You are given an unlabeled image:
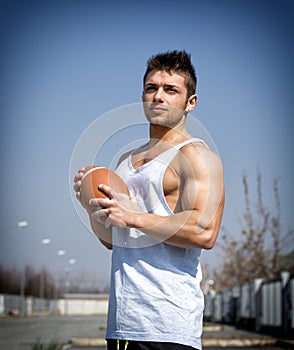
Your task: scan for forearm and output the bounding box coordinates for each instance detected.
[132,210,217,249]
[90,177,224,249]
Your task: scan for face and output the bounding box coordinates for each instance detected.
[142,70,197,128]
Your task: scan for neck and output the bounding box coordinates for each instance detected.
[149,123,190,144]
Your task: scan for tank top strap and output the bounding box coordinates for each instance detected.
[174,137,209,150]
[154,137,208,165]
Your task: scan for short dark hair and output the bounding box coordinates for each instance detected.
[143,50,197,99]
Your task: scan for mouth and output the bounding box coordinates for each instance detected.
[149,104,168,113]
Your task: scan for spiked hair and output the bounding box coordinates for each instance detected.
[143,50,197,99]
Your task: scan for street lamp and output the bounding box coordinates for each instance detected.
[17,221,29,228]
[18,220,29,315]
[39,238,52,299]
[42,238,51,245]
[63,258,77,295]
[57,250,66,257]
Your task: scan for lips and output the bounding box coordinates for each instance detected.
[149,104,168,112]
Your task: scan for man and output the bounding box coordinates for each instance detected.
[74,50,225,350]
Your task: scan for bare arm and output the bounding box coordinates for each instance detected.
[92,144,225,249]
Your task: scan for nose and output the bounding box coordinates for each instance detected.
[154,87,164,102]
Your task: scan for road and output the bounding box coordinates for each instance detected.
[0,315,107,350]
[0,316,292,350]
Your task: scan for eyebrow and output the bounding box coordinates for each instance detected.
[144,83,181,89]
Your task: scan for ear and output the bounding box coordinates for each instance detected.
[185,94,198,113]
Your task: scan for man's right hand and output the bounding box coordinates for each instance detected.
[73,168,92,211]
[73,167,113,249]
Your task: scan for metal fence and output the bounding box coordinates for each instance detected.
[204,271,293,337]
[0,293,59,316]
[2,272,293,337]
[0,293,109,316]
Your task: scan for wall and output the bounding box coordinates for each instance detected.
[204,272,293,337]
[0,293,109,316]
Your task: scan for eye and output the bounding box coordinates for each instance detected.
[144,86,157,93]
[166,87,178,93]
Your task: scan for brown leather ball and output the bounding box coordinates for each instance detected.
[80,166,129,202]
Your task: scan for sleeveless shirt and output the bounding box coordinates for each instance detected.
[106,138,207,349]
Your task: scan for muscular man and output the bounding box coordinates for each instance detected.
[74,50,224,350]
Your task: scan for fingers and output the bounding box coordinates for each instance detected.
[92,209,114,229]
[98,184,114,199]
[89,197,112,208]
[89,197,115,228]
[74,168,85,182]
[73,168,87,208]
[91,206,110,226]
[89,193,139,229]
[74,182,81,194]
[73,169,85,191]
[130,195,138,203]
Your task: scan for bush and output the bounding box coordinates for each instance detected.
[30,337,64,350]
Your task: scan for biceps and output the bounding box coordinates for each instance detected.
[181,180,207,219]
[181,172,223,229]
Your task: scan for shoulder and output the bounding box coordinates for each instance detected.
[180,141,222,163]
[116,151,132,167]
[177,142,223,179]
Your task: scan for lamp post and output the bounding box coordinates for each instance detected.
[39,238,51,299]
[55,249,66,294]
[63,259,76,316]
[62,258,77,294]
[18,220,29,315]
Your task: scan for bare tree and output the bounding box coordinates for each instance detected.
[0,264,57,298]
[0,265,20,294]
[213,172,293,290]
[270,179,282,275]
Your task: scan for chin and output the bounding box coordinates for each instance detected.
[145,115,166,126]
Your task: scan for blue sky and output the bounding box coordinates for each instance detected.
[1,0,293,287]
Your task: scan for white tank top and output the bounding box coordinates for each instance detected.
[106,138,207,349]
